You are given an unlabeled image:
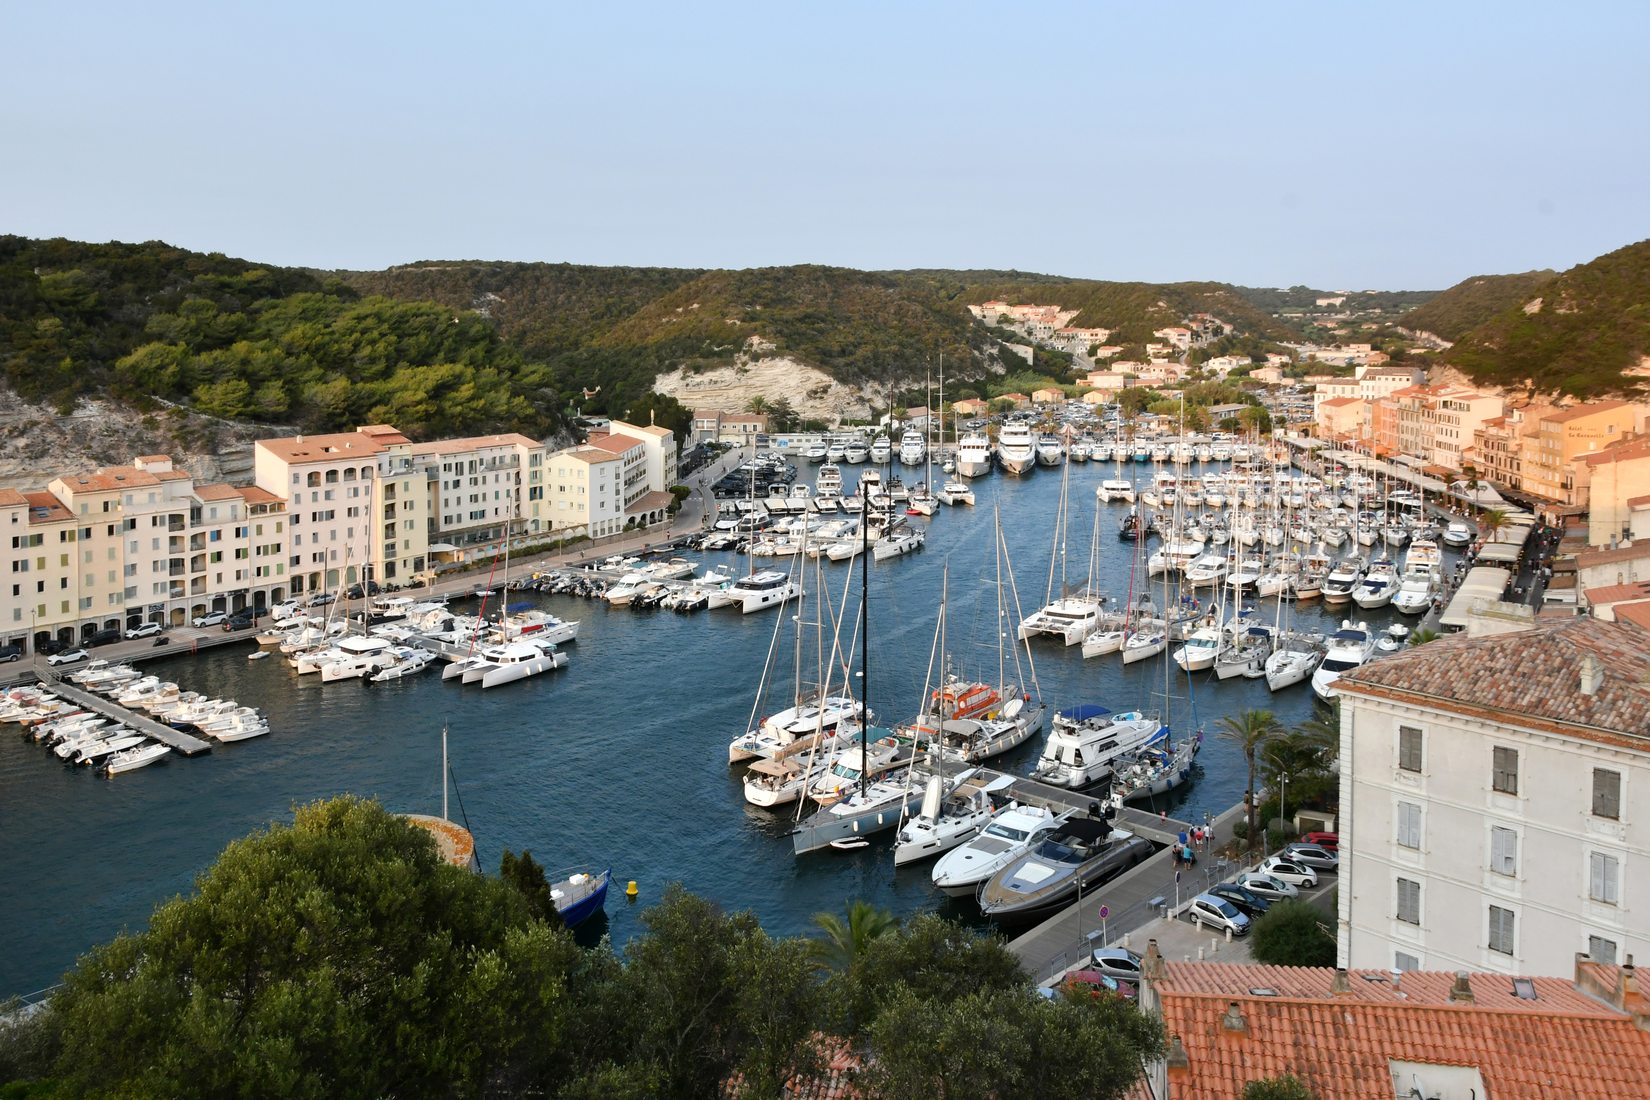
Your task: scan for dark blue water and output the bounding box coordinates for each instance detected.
[1,462,1430,995]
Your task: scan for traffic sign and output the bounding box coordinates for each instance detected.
[1098,904,1110,919]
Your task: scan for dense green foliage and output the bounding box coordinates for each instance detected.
[1442,241,1650,396]
[1243,1074,1319,1100]
[1397,269,1555,341]
[1233,285,1435,315]
[1249,899,1337,967]
[0,236,557,436]
[1,798,1162,1099]
[968,278,1300,345]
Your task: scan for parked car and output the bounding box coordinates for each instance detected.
[47,648,90,667]
[0,644,21,663]
[1209,881,1272,918]
[1259,855,1320,889]
[1058,969,1138,1001]
[125,622,164,639]
[86,629,122,648]
[1284,842,1340,871]
[1236,873,1298,900]
[191,611,229,628]
[1186,893,1251,937]
[221,618,256,632]
[306,593,336,607]
[1300,831,1339,851]
[1086,947,1144,984]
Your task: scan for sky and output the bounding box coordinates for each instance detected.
[4,2,1646,289]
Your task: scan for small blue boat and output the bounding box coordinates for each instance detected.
[552,867,610,927]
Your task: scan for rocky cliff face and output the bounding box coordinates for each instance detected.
[0,386,287,491]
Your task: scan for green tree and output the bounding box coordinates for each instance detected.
[44,796,579,1098]
[810,899,899,974]
[839,912,1025,1036]
[1250,899,1336,967]
[1479,507,1509,539]
[1408,627,1441,646]
[1244,1074,1318,1100]
[499,847,564,927]
[1219,709,1283,850]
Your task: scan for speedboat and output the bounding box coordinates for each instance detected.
[978,817,1153,924]
[1173,623,1224,672]
[1442,521,1474,549]
[930,804,1063,897]
[550,868,609,927]
[1376,622,1410,653]
[103,742,171,776]
[1311,621,1376,701]
[1321,557,1365,605]
[1031,706,1166,789]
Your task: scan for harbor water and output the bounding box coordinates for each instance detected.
[1,459,1431,995]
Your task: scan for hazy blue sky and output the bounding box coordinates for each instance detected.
[5,2,1645,288]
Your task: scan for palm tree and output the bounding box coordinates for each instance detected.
[1407,627,1441,647]
[1218,708,1282,851]
[1479,507,1510,541]
[809,900,898,974]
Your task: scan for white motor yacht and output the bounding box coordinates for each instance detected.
[1172,623,1224,672]
[1031,705,1167,789]
[936,480,975,506]
[1034,433,1065,467]
[1351,558,1399,610]
[1321,557,1365,605]
[104,742,171,776]
[995,423,1037,476]
[869,436,893,465]
[930,803,1063,897]
[1311,621,1377,701]
[320,635,398,682]
[1183,552,1229,588]
[1441,521,1474,549]
[898,428,926,466]
[1097,479,1136,504]
[955,433,993,478]
[478,640,567,688]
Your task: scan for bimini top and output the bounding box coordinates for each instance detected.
[1057,704,1112,723]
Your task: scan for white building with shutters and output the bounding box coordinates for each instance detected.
[1334,617,1650,978]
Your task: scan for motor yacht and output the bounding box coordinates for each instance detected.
[1351,558,1399,610]
[892,770,1004,866]
[1320,556,1365,605]
[725,570,802,614]
[955,433,993,478]
[1035,433,1065,467]
[1311,621,1377,701]
[1173,622,1224,672]
[1031,705,1166,789]
[930,804,1062,897]
[1441,521,1474,549]
[995,423,1037,475]
[898,428,926,466]
[978,817,1153,924]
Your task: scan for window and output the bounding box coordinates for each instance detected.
[1488,905,1515,954]
[1490,827,1517,876]
[1394,951,1420,972]
[1589,853,1620,905]
[1492,747,1519,795]
[1593,769,1622,820]
[1397,802,1422,849]
[1396,879,1420,925]
[1589,935,1618,965]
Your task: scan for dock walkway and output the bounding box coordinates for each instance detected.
[1006,801,1247,984]
[980,769,1196,847]
[40,676,213,756]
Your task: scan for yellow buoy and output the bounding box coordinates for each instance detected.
[626,880,639,898]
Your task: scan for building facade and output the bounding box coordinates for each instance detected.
[1336,618,1650,978]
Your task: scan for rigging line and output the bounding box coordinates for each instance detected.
[447,757,480,868]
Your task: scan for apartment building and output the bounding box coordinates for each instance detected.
[1314,396,1366,441]
[1336,618,1649,978]
[255,429,404,596]
[1430,387,1504,472]
[598,419,679,495]
[1520,401,1640,505]
[545,445,624,538]
[408,432,545,555]
[1578,436,1650,547]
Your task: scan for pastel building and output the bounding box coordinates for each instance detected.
[255,428,404,596]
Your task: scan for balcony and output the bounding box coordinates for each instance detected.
[167,517,186,532]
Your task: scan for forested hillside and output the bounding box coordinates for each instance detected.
[1443,241,1650,397]
[1397,269,1554,341]
[962,278,1301,346]
[0,237,557,439]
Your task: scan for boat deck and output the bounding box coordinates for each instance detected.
[40,676,213,756]
[976,769,1191,846]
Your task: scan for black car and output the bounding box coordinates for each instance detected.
[221,619,256,632]
[1209,881,1272,919]
[86,628,122,648]
[0,644,21,663]
[36,638,66,656]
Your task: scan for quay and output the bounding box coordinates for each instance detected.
[32,674,213,757]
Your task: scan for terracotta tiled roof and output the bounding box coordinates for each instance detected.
[236,486,284,505]
[22,491,71,523]
[1156,961,1650,1099]
[0,488,28,507]
[1581,581,1650,606]
[192,483,243,502]
[1318,397,1359,408]
[625,490,676,516]
[56,468,160,493]
[585,433,642,456]
[409,433,539,455]
[1337,617,1650,741]
[1627,494,1650,508]
[556,446,620,466]
[1575,543,1650,570]
[1544,399,1631,424]
[1613,601,1650,632]
[257,431,390,463]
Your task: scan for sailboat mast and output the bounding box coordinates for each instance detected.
[858,482,870,801]
[441,723,449,821]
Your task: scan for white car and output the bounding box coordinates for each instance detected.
[47,648,90,666]
[192,611,229,628]
[1237,872,1298,900]
[1259,855,1320,889]
[124,623,163,639]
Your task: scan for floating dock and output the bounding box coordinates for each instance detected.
[41,677,213,756]
[975,768,1193,846]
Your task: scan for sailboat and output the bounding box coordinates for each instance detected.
[1018,457,1105,645]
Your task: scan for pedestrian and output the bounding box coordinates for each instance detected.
[1178,829,1189,850]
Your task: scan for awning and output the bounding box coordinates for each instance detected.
[428,542,458,552]
[1477,543,1522,564]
